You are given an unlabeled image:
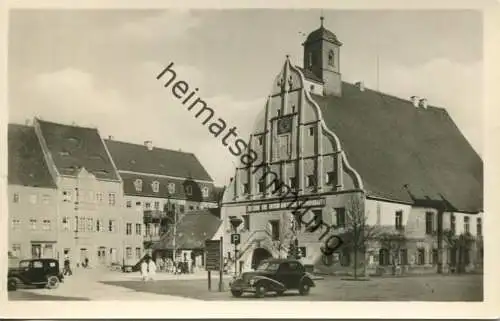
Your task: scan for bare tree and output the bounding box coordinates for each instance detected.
[343,194,379,279]
[378,230,407,275]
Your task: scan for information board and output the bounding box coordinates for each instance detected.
[205,239,221,271]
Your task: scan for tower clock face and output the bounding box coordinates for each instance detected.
[277,116,293,134]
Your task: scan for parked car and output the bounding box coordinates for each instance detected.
[8,258,64,291]
[229,258,315,298]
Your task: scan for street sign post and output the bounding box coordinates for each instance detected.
[230,233,240,245]
[205,237,223,292]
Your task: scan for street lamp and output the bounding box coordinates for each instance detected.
[229,216,243,276]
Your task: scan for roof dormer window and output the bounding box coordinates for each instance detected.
[168,183,175,194]
[152,181,160,193]
[134,179,143,192]
[202,187,209,198]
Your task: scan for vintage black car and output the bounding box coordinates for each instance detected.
[8,258,64,291]
[229,259,315,298]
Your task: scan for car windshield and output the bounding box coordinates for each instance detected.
[19,260,30,268]
[256,262,280,272]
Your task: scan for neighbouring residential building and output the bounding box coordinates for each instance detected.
[8,118,144,267]
[104,139,220,250]
[153,208,222,268]
[220,18,483,275]
[8,124,58,260]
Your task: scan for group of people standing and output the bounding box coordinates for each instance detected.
[140,256,157,281]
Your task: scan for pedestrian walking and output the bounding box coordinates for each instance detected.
[63,255,72,276]
[148,258,157,281]
[140,259,148,281]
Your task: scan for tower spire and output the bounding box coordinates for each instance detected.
[320,11,324,28]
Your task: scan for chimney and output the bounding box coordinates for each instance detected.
[419,98,428,109]
[410,96,419,107]
[355,81,365,92]
[144,140,153,151]
[108,135,114,140]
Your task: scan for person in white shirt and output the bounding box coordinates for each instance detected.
[140,259,148,282]
[148,258,157,281]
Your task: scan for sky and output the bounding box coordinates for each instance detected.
[8,9,483,187]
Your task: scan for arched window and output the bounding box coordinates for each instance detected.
[328,50,335,66]
[379,248,389,266]
[308,52,313,68]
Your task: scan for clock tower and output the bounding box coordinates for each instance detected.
[302,16,343,96]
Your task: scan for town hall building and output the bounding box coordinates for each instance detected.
[220,18,483,275]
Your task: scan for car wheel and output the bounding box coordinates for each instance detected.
[8,277,19,291]
[47,276,60,289]
[231,290,243,298]
[299,281,311,296]
[276,290,285,296]
[254,284,267,298]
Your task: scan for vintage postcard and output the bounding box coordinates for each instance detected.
[1,0,499,319]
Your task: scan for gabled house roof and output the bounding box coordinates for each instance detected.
[8,124,56,188]
[104,139,213,182]
[153,208,222,250]
[36,119,120,181]
[310,82,483,213]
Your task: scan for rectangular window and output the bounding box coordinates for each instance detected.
[126,223,132,235]
[258,136,263,145]
[42,219,51,231]
[135,201,141,207]
[258,180,265,194]
[243,183,249,194]
[12,219,21,230]
[425,212,434,235]
[431,249,439,265]
[395,211,403,230]
[326,172,335,185]
[464,216,470,233]
[289,177,297,190]
[477,217,482,236]
[269,220,280,241]
[78,217,85,232]
[450,214,456,234]
[135,223,142,235]
[29,218,37,230]
[417,248,425,265]
[145,202,151,209]
[242,215,250,230]
[186,186,193,196]
[135,247,141,259]
[145,223,151,236]
[13,193,20,203]
[126,247,132,259]
[335,207,346,228]
[87,218,94,232]
[278,135,290,159]
[96,219,102,232]
[108,193,116,206]
[62,217,70,231]
[308,127,315,136]
[126,200,132,208]
[154,201,160,210]
[96,192,103,202]
[400,249,408,265]
[109,220,116,233]
[62,190,72,202]
[306,175,316,187]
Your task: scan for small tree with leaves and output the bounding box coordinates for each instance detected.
[343,194,379,279]
[443,229,475,273]
[378,230,407,275]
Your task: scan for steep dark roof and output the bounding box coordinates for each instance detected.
[105,140,213,182]
[296,67,323,84]
[8,124,56,188]
[304,26,342,46]
[153,209,222,250]
[311,82,483,213]
[36,119,119,181]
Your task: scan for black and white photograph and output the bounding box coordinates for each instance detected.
[1,1,499,319]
